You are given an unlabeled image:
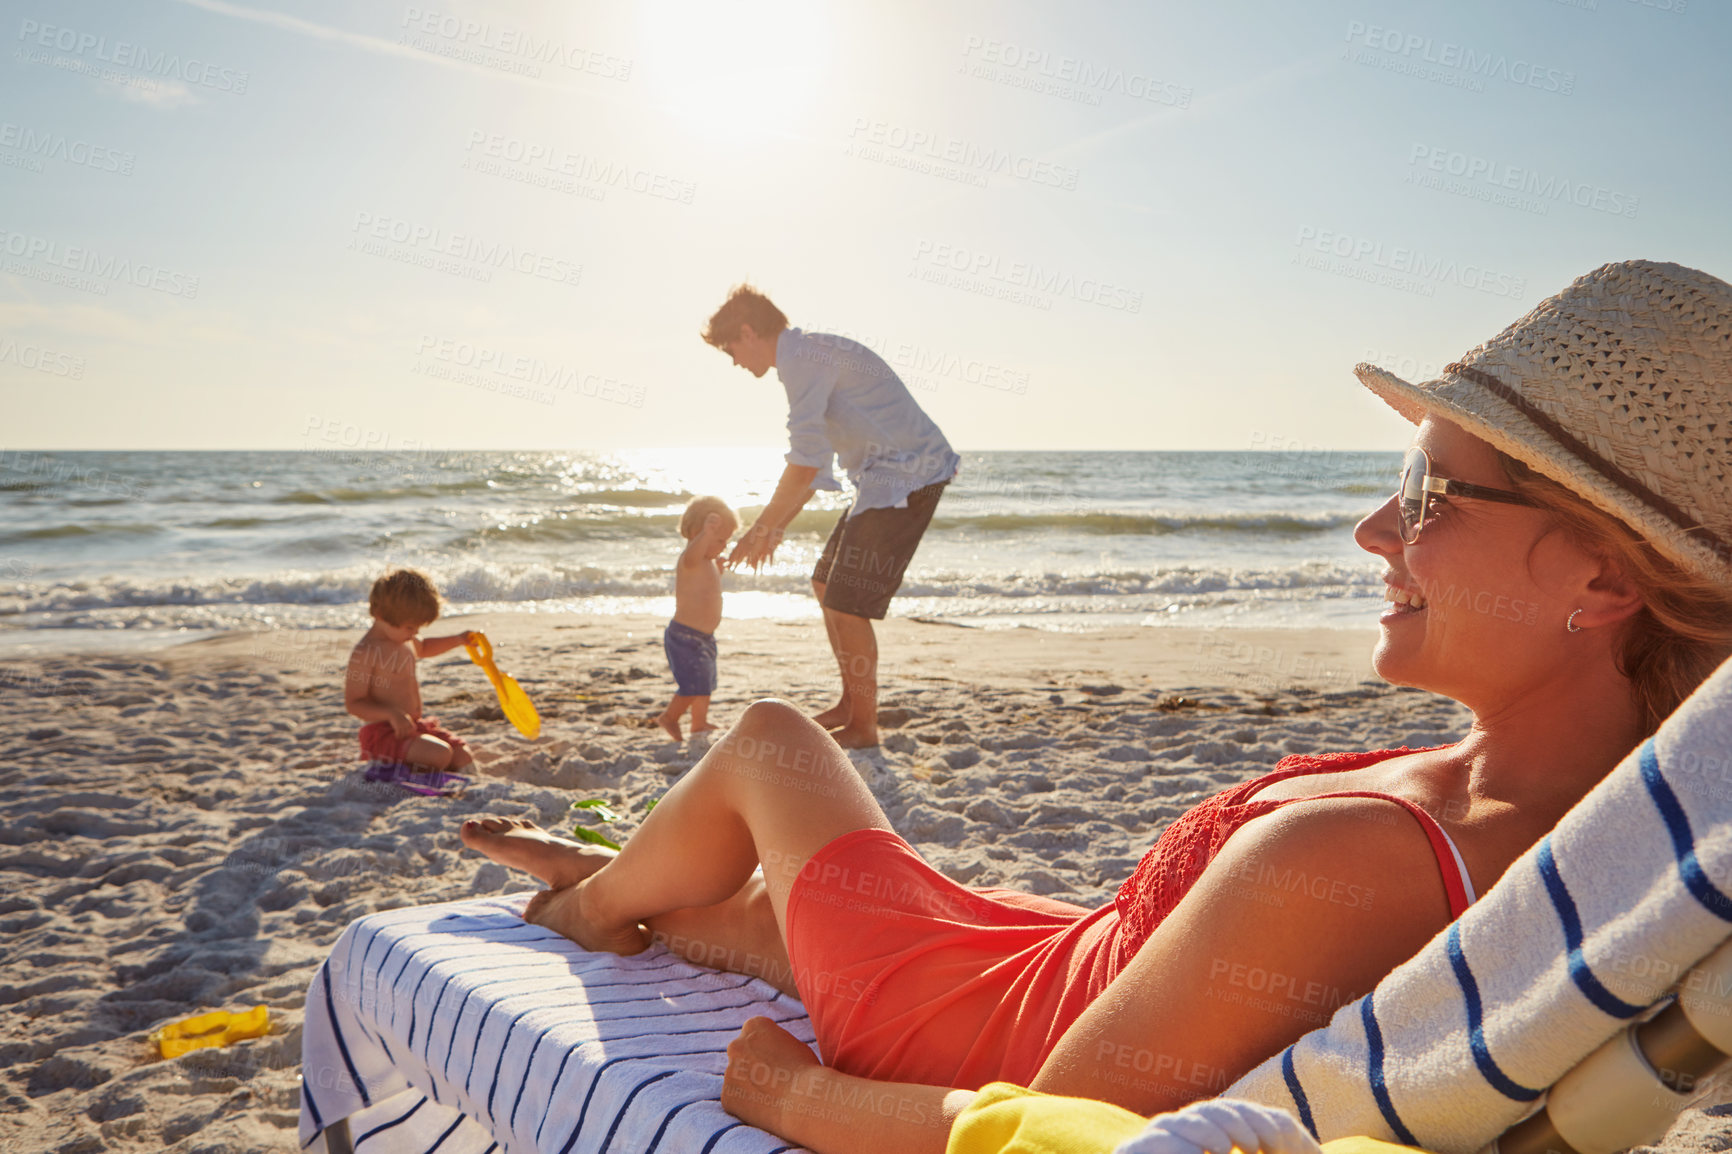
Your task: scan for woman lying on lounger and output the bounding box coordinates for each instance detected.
[460,260,1732,1154]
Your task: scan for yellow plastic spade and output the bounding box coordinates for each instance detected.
[465,631,541,739]
[151,1005,270,1058]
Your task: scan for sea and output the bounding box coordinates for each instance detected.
[0,448,1401,654]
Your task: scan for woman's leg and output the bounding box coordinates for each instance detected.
[462,814,801,995]
[650,879,796,995]
[461,815,614,889]
[524,698,894,955]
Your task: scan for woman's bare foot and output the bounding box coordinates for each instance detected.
[692,723,718,736]
[827,725,879,749]
[459,816,615,889]
[811,699,851,729]
[657,711,683,741]
[523,881,651,955]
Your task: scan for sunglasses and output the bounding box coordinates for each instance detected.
[1397,447,1535,544]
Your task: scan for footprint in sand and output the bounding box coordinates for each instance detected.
[0,971,95,1006]
[26,1054,115,1097]
[0,847,83,876]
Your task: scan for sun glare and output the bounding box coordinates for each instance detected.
[615,446,789,511]
[637,0,831,140]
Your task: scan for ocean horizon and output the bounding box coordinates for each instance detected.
[0,448,1400,653]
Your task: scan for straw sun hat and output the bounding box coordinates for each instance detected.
[1356,259,1732,591]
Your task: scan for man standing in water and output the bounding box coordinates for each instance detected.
[703,285,959,748]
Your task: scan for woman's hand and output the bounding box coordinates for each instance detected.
[723,1017,968,1154]
[721,1017,823,1136]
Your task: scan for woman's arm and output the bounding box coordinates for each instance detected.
[722,1017,974,1154]
[1030,797,1453,1114]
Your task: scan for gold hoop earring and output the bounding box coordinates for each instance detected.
[1566,609,1584,633]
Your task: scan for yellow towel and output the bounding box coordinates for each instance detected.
[947,1083,1146,1154]
[946,1084,1429,1154]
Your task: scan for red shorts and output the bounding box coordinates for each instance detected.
[357,716,469,762]
[783,828,1118,1091]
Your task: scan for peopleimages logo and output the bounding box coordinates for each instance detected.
[0,229,200,297]
[16,19,249,93]
[348,212,582,288]
[1343,21,1575,95]
[463,131,696,205]
[412,336,646,408]
[910,239,1142,313]
[958,35,1192,109]
[1406,145,1639,219]
[0,338,84,378]
[846,117,1080,191]
[1293,227,1525,300]
[0,122,134,175]
[400,8,631,80]
[800,327,1031,396]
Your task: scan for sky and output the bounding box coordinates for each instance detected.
[1,0,1727,452]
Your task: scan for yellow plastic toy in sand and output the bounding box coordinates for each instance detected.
[151,1005,271,1058]
[465,631,542,739]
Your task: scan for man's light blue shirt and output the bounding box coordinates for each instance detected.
[776,328,960,515]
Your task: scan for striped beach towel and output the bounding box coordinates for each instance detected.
[297,897,815,1153]
[1228,655,1732,1152]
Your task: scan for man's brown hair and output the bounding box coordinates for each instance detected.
[369,569,441,626]
[701,284,788,348]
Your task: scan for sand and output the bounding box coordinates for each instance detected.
[1,613,1724,1152]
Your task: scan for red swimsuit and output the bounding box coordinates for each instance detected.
[781,749,1474,1090]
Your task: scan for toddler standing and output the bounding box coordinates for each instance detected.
[659,496,737,740]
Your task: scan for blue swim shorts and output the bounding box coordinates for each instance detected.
[664,620,718,696]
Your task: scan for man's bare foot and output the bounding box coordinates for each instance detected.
[459,816,615,889]
[811,700,851,729]
[523,881,650,955]
[692,723,718,736]
[658,712,683,741]
[828,725,879,749]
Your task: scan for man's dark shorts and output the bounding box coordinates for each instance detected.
[811,480,947,620]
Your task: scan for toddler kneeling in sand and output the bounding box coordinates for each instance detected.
[659,497,737,741]
[346,569,479,770]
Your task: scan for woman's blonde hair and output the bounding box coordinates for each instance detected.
[1502,454,1732,734]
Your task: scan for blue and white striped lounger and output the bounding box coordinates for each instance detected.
[297,896,815,1154]
[1229,654,1732,1151]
